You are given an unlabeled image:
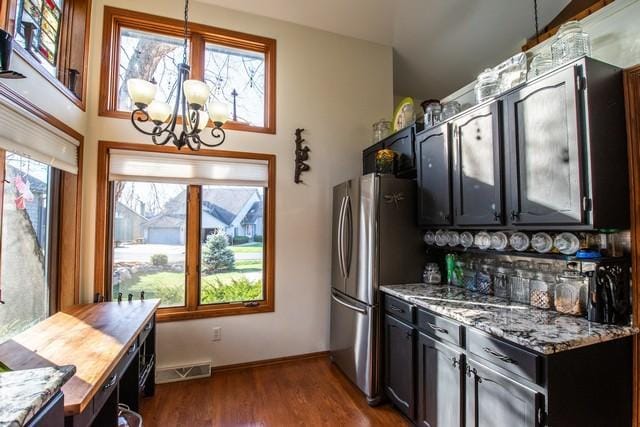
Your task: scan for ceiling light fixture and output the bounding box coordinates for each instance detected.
[126,0,229,150]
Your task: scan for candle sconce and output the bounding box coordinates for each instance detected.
[294,128,310,184]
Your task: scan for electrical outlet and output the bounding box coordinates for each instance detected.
[212,327,222,342]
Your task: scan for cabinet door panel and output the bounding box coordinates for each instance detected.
[465,359,542,427]
[507,66,583,225]
[363,142,384,175]
[417,125,452,226]
[418,333,463,427]
[452,102,503,225]
[384,314,415,419]
[386,127,415,175]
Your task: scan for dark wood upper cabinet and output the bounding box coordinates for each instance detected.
[465,359,542,427]
[363,141,384,175]
[362,126,417,177]
[417,124,452,227]
[452,101,504,226]
[506,65,584,226]
[417,332,463,427]
[383,314,415,420]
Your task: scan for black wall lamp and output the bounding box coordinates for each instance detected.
[0,29,26,79]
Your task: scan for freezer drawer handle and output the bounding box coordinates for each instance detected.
[427,322,449,335]
[331,293,367,315]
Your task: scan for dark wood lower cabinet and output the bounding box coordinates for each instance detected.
[465,359,542,427]
[417,333,463,427]
[383,314,415,419]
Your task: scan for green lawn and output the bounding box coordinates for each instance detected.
[229,243,263,254]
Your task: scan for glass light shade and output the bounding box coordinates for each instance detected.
[127,79,157,107]
[147,101,172,124]
[183,80,210,108]
[195,110,209,131]
[207,99,229,124]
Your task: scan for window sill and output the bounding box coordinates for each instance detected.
[156,301,274,322]
[12,45,86,111]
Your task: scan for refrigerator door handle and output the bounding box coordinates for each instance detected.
[343,195,353,277]
[331,292,367,315]
[337,196,347,278]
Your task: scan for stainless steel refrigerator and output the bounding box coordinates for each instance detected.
[330,173,423,405]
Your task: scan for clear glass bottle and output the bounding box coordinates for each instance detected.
[529,263,556,310]
[551,20,591,67]
[554,232,580,255]
[510,260,534,304]
[474,231,491,250]
[476,260,495,295]
[531,232,553,253]
[423,231,436,245]
[463,260,478,292]
[510,232,530,252]
[423,263,442,285]
[554,270,587,316]
[494,262,513,299]
[490,232,509,251]
[460,231,474,248]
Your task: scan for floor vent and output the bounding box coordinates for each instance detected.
[156,361,212,384]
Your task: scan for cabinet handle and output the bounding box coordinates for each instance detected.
[389,305,404,313]
[427,322,449,334]
[493,211,501,221]
[451,357,459,368]
[510,210,520,221]
[144,322,152,331]
[406,331,413,340]
[103,374,117,391]
[127,342,137,355]
[483,347,518,365]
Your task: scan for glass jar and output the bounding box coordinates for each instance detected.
[463,261,478,292]
[435,229,448,247]
[424,102,442,127]
[400,103,416,129]
[372,119,392,143]
[528,51,553,79]
[476,261,494,295]
[452,260,465,287]
[510,232,530,252]
[531,232,553,253]
[529,263,556,310]
[554,270,587,316]
[490,232,509,251]
[474,231,491,250]
[423,231,436,245]
[496,52,527,92]
[460,231,474,248]
[423,263,442,285]
[551,20,591,67]
[494,262,513,299]
[441,101,461,120]
[447,231,460,247]
[554,232,580,255]
[375,149,395,174]
[510,261,534,304]
[474,68,500,103]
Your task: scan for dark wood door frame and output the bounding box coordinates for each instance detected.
[624,64,640,427]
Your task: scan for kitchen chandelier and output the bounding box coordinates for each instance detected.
[126,0,229,150]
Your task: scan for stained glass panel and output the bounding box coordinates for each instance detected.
[14,0,62,67]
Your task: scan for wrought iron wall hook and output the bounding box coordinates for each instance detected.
[294,128,310,184]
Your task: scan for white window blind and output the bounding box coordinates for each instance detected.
[108,149,270,187]
[0,96,80,174]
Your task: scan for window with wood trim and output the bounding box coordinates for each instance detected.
[100,7,276,134]
[1,0,91,109]
[95,141,276,321]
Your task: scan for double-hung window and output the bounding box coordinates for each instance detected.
[96,142,275,321]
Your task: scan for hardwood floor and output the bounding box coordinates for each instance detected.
[140,356,411,426]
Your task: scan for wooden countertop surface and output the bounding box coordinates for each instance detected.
[0,299,159,415]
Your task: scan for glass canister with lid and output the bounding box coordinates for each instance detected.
[372,119,392,143]
[476,259,495,295]
[494,261,513,299]
[423,263,442,285]
[510,260,534,304]
[474,68,500,103]
[551,20,591,67]
[554,269,587,316]
[529,263,556,310]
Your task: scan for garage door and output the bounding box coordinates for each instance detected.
[147,228,182,245]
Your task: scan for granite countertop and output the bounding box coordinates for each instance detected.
[381,283,638,355]
[0,365,75,427]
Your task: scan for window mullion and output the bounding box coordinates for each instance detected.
[186,185,201,310]
[190,32,205,81]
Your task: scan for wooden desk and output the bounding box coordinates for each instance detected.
[0,299,159,426]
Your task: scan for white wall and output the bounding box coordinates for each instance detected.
[79,0,393,367]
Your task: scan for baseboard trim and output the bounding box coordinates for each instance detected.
[213,351,330,373]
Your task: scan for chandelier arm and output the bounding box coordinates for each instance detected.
[200,126,226,147]
[151,127,179,146]
[130,108,173,137]
[186,134,202,151]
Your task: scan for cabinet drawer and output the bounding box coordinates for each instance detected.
[416,309,463,348]
[117,338,139,377]
[140,316,154,343]
[92,370,118,416]
[384,295,414,323]
[466,328,540,384]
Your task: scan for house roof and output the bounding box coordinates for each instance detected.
[116,201,148,222]
[241,201,263,225]
[144,215,184,228]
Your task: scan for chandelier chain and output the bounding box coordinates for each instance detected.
[183,0,189,64]
[534,0,540,44]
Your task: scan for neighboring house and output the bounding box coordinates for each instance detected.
[114,202,148,244]
[144,187,263,245]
